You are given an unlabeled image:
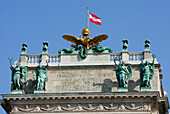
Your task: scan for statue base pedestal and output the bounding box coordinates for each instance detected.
[11,90,24,94]
[140,87,151,91]
[34,90,45,93]
[118,87,128,92]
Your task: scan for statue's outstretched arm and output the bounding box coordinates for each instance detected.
[10,61,13,68]
[152,54,156,65]
[8,57,14,68]
[45,59,49,68]
[114,57,118,66]
[149,54,156,80]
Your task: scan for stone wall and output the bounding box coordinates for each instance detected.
[24,65,161,94]
[19,52,161,96]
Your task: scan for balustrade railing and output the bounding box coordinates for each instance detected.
[27,55,41,65]
[129,52,143,61]
[27,54,60,65]
[110,53,121,62]
[48,54,60,64]
[110,52,143,62]
[26,52,143,66]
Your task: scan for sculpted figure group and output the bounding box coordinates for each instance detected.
[60,28,112,59]
[9,57,155,92]
[9,40,156,92]
[9,55,155,92]
[113,54,155,90]
[9,58,49,92]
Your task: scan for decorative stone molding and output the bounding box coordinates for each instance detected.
[2,92,159,101]
[11,103,151,113]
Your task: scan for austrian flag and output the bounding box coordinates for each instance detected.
[89,13,101,25]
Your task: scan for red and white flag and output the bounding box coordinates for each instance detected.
[89,12,101,25]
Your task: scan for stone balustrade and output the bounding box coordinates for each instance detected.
[48,54,60,66]
[17,51,157,67]
[26,54,60,67]
[27,55,41,66]
[27,55,41,63]
[129,52,143,61]
[110,52,122,62]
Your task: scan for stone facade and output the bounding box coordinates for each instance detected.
[19,51,162,94]
[0,49,169,114]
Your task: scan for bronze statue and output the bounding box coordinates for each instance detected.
[42,42,48,53]
[62,28,108,50]
[114,58,132,88]
[8,57,27,91]
[21,43,27,54]
[140,54,156,88]
[33,60,49,91]
[122,39,128,51]
[144,39,150,51]
[61,28,109,59]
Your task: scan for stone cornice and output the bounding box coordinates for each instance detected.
[1,92,169,113]
[2,92,159,101]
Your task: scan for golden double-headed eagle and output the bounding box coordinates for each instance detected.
[62,28,108,50]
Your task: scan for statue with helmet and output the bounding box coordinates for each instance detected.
[140,54,156,89]
[33,60,49,91]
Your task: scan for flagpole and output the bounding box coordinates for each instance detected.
[86,7,89,29]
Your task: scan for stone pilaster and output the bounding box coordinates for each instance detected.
[143,50,153,63]
[121,51,129,63]
[20,54,27,66]
[40,53,49,66]
[143,50,151,60]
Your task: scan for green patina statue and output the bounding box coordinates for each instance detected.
[21,43,27,54]
[144,39,150,51]
[140,54,156,89]
[93,44,112,53]
[114,57,132,88]
[58,44,80,54]
[42,42,48,53]
[79,47,88,59]
[8,57,27,91]
[59,44,112,59]
[33,60,49,91]
[122,39,128,51]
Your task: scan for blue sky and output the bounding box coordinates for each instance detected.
[0,0,170,113]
